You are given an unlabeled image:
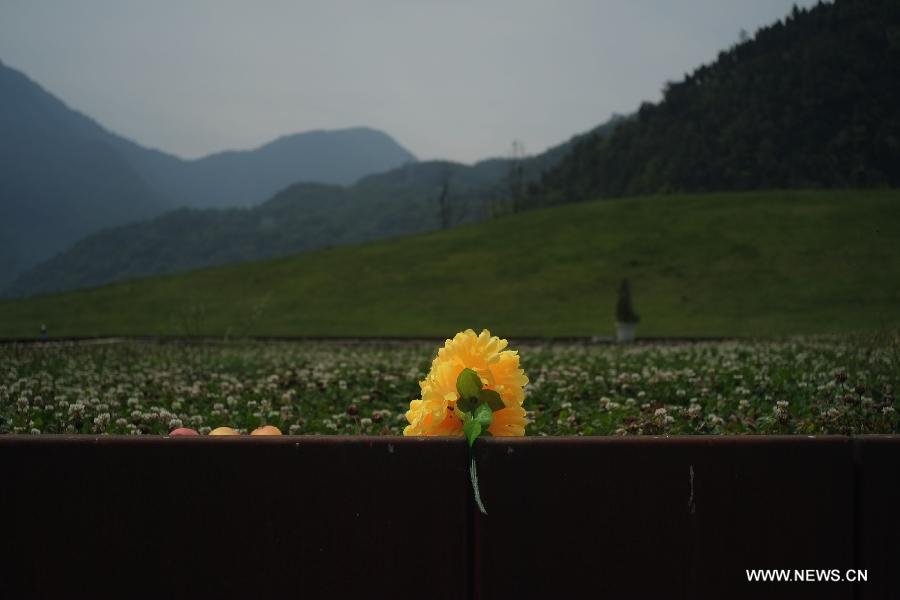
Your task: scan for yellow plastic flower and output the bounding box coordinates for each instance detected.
[404,329,528,437]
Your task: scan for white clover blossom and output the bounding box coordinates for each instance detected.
[92,412,111,432]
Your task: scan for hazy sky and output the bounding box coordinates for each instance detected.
[0,1,819,163]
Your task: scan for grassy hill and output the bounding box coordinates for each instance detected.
[1,189,898,338]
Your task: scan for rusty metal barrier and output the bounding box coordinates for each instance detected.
[0,436,897,599]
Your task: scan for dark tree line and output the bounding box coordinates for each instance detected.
[537,0,900,203]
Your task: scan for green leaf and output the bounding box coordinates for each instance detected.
[456,368,483,400]
[463,420,482,447]
[456,396,478,414]
[474,402,493,427]
[478,389,505,411]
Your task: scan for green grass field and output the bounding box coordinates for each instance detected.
[1,189,898,338]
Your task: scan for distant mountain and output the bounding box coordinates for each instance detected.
[0,61,416,285]
[109,127,417,209]
[538,0,900,202]
[0,61,169,287]
[4,117,623,298]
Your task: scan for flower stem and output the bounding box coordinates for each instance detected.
[469,456,488,515]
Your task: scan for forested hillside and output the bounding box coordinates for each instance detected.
[539,0,900,202]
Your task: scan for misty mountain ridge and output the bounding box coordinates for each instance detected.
[4,117,624,298]
[109,125,416,209]
[0,60,416,284]
[0,62,167,286]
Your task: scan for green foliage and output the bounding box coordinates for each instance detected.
[456,368,483,402]
[463,403,494,447]
[0,190,899,338]
[2,337,897,437]
[463,419,482,447]
[538,0,900,201]
[475,403,493,428]
[457,369,495,447]
[478,390,505,412]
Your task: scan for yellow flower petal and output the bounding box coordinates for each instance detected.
[488,405,527,437]
[404,329,528,437]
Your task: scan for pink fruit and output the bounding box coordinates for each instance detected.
[169,427,199,436]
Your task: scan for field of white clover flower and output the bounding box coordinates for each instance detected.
[1,337,897,436]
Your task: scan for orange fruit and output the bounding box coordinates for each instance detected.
[209,426,240,436]
[250,425,282,436]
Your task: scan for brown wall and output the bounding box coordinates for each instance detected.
[0,436,897,599]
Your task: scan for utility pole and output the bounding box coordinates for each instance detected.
[507,140,526,213]
[438,166,452,229]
